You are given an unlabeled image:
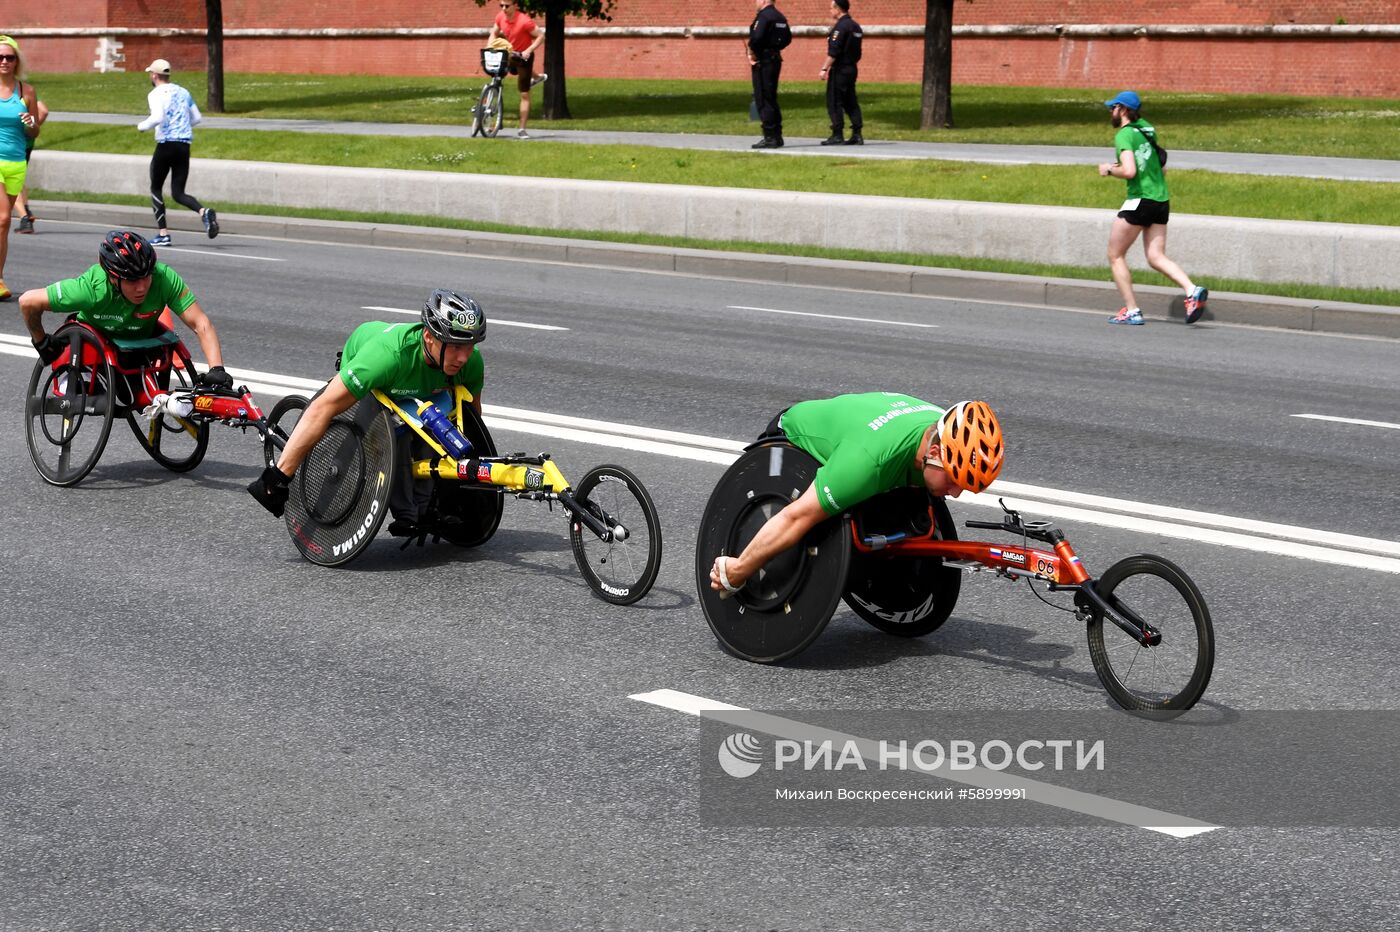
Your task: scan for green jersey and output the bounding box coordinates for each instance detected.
[338,321,484,402]
[1113,119,1168,202]
[781,392,945,516]
[45,262,197,338]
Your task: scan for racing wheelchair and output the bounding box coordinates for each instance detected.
[262,386,662,605]
[25,319,281,487]
[695,441,1215,717]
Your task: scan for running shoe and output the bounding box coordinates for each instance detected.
[529,72,548,88]
[1108,307,1144,325]
[1184,285,1209,324]
[16,214,34,234]
[203,208,220,239]
[517,129,530,139]
[150,233,173,247]
[0,279,10,301]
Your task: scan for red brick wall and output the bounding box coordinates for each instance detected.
[14,1,1400,97]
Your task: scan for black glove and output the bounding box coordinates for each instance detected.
[197,365,234,389]
[32,334,64,365]
[248,465,292,518]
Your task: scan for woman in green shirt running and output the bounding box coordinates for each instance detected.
[1098,91,1209,326]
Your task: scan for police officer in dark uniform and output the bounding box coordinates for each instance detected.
[747,0,792,149]
[820,0,863,146]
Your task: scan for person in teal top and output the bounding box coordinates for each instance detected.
[250,290,487,534]
[1098,90,1209,326]
[19,230,230,385]
[708,393,1005,595]
[0,35,41,300]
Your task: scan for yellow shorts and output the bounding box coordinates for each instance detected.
[0,159,26,197]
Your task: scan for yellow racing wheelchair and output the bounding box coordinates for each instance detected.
[262,386,661,604]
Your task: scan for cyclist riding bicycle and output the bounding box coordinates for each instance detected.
[708,392,1004,594]
[18,229,231,386]
[248,289,486,537]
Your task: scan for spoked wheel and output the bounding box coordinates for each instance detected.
[1085,554,1215,717]
[125,344,209,473]
[569,464,662,606]
[844,491,961,637]
[25,325,117,487]
[477,82,504,138]
[263,394,310,468]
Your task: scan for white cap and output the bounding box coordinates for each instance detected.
[145,58,172,76]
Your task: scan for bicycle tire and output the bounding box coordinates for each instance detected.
[263,394,310,469]
[844,493,961,638]
[479,82,504,138]
[1086,554,1215,717]
[569,464,662,606]
[25,325,117,487]
[125,345,209,473]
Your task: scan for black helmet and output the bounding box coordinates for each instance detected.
[422,289,486,345]
[98,230,158,281]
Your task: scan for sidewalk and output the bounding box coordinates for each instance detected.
[47,112,1400,183]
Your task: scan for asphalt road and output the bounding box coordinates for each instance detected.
[2,222,1399,929]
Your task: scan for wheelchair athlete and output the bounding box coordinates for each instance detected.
[249,289,486,537]
[708,392,1004,594]
[18,229,231,387]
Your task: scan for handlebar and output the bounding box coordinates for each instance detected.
[964,517,1061,545]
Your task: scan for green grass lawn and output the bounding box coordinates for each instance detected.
[31,72,1400,158]
[26,72,1400,305]
[35,121,1399,227]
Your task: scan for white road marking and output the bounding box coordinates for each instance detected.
[5,335,1395,573]
[361,306,569,331]
[629,689,1220,838]
[726,305,938,329]
[156,246,284,262]
[1292,413,1400,431]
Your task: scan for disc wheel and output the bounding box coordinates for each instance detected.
[477,82,503,138]
[844,493,961,637]
[569,464,662,606]
[282,398,396,567]
[25,324,117,487]
[695,442,851,663]
[125,344,209,473]
[1086,554,1215,717]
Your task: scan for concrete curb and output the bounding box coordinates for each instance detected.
[30,151,1400,294]
[37,200,1400,340]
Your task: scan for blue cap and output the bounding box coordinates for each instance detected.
[1104,91,1141,110]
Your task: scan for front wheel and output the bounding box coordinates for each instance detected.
[478,82,504,138]
[569,465,662,606]
[1086,554,1214,717]
[263,394,309,468]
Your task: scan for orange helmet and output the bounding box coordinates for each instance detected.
[934,400,1004,493]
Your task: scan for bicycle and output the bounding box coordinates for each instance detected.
[696,441,1214,718]
[262,386,662,605]
[25,319,287,486]
[470,47,512,138]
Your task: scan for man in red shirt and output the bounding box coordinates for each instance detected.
[488,0,547,139]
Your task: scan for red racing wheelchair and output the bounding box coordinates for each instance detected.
[24,318,285,487]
